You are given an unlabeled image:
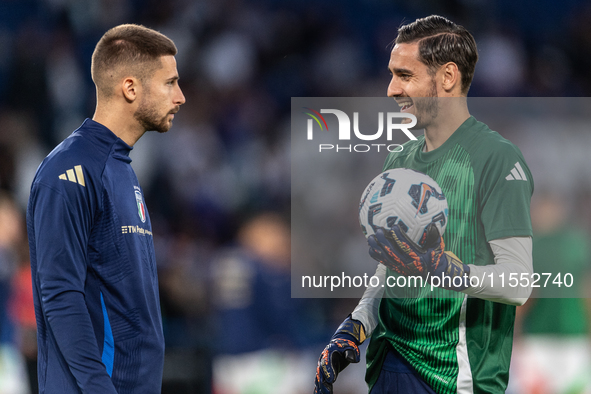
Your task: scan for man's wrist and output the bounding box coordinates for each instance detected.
[430,252,471,291]
[334,316,366,344]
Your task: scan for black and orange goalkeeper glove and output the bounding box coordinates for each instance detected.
[314,316,365,394]
[368,224,470,290]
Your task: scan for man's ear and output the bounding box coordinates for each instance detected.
[121,77,139,103]
[440,62,461,94]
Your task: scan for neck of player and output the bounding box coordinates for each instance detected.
[92,102,146,147]
[423,101,470,152]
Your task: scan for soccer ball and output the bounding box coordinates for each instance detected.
[358,168,448,247]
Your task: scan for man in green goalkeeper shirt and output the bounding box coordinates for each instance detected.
[314,15,534,394]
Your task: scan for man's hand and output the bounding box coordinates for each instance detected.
[314,316,365,394]
[368,224,470,290]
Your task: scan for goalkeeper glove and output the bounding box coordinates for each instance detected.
[368,224,471,291]
[314,315,365,394]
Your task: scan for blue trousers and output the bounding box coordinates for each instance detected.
[370,349,437,394]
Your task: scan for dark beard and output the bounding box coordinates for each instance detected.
[413,79,439,129]
[134,99,171,133]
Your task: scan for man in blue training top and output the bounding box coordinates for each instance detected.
[26,24,185,393]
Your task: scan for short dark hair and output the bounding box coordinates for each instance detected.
[396,15,478,95]
[91,24,177,98]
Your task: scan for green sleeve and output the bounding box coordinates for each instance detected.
[477,141,533,241]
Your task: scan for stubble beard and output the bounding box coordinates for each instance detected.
[134,96,172,134]
[413,79,439,129]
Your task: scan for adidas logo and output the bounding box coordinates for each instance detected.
[505,162,527,181]
[58,165,85,187]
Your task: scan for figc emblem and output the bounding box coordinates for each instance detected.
[135,189,146,223]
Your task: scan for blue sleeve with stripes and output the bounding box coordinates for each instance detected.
[32,183,118,393]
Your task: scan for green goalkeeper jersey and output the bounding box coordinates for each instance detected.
[365,116,533,394]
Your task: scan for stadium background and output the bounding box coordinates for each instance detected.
[0,0,591,393]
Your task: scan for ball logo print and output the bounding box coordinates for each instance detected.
[358,168,448,247]
[410,183,446,216]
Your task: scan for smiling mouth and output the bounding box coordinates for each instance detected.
[397,100,414,111]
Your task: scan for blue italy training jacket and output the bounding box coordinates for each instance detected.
[26,119,164,394]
